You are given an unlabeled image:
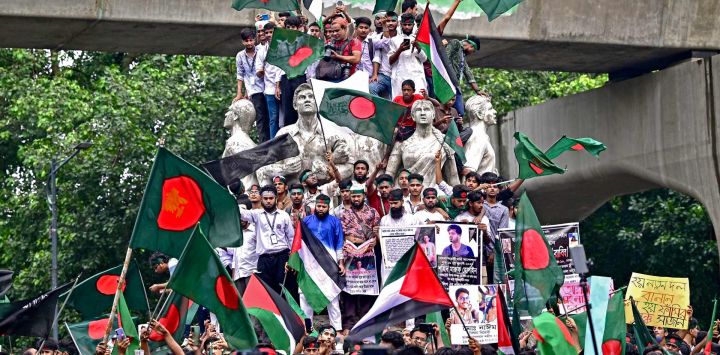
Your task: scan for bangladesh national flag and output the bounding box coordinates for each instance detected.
[65,262,148,319]
[288,221,344,313]
[474,0,524,21]
[513,132,565,179]
[266,28,324,79]
[319,88,406,145]
[243,275,305,354]
[231,0,300,12]
[130,147,242,258]
[417,10,459,104]
[545,135,607,160]
[67,317,122,355]
[497,286,520,355]
[0,282,72,337]
[350,243,454,339]
[444,120,466,164]
[602,292,627,355]
[629,298,660,353]
[531,312,578,355]
[511,193,564,316]
[149,291,199,345]
[167,227,257,349]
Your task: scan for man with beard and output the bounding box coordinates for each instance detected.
[413,188,448,222]
[404,173,424,214]
[301,194,345,330]
[367,173,393,217]
[380,189,422,227]
[239,185,296,295]
[339,184,380,332]
[286,183,312,225]
[352,160,370,185]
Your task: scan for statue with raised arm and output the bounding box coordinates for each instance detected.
[223,99,259,188]
[386,100,460,186]
[462,95,498,176]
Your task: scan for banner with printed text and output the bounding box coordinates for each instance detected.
[436,222,480,290]
[379,225,436,284]
[448,285,503,345]
[343,240,379,295]
[624,272,690,328]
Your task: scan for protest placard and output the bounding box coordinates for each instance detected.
[379,225,436,283]
[499,222,580,279]
[624,272,691,328]
[448,285,500,345]
[343,240,379,295]
[435,222,479,289]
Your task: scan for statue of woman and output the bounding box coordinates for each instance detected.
[462,95,498,175]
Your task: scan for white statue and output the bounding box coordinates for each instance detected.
[266,83,352,184]
[223,99,259,188]
[462,95,498,175]
[386,100,460,186]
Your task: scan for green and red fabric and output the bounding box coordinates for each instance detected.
[243,275,305,354]
[231,0,300,12]
[511,192,564,316]
[266,28,324,79]
[703,299,718,355]
[444,120,466,164]
[570,312,588,350]
[416,10,459,104]
[149,291,198,345]
[629,298,660,353]
[111,292,140,355]
[319,88,406,145]
[350,243,454,339]
[545,136,607,160]
[473,0,524,21]
[602,292,627,355]
[497,286,520,355]
[513,132,565,179]
[288,221,344,313]
[167,227,257,349]
[130,147,242,258]
[65,262,148,319]
[67,317,119,355]
[531,312,578,355]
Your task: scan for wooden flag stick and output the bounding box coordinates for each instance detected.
[102,247,134,344]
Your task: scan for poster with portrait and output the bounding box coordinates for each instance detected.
[435,222,479,289]
[379,225,436,283]
[448,285,500,345]
[343,240,379,295]
[498,222,580,279]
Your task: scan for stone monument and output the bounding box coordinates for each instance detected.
[223,99,258,188]
[462,95,498,175]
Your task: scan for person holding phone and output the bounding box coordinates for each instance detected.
[388,13,427,100]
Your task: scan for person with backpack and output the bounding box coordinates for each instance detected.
[316,17,361,83]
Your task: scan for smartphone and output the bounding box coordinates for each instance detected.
[304,318,313,333]
[191,325,200,344]
[115,328,126,341]
[260,14,270,21]
[403,39,410,47]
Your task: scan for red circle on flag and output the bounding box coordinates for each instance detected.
[149,304,180,342]
[602,340,622,355]
[571,143,585,151]
[520,229,550,270]
[215,276,239,310]
[96,275,125,295]
[455,136,464,147]
[348,96,376,120]
[88,319,109,340]
[529,162,545,175]
[157,176,206,231]
[289,46,314,67]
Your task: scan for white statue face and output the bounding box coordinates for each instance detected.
[466,96,496,126]
[411,100,435,125]
[482,101,497,125]
[224,99,255,131]
[293,88,318,115]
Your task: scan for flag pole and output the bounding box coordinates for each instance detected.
[102,247,134,344]
[450,305,474,340]
[136,260,153,320]
[151,290,174,320]
[37,275,83,351]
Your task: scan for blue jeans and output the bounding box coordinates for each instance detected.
[369,73,392,99]
[265,94,279,139]
[453,88,465,117]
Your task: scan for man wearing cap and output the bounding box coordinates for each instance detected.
[239,185,296,295]
[301,194,344,330]
[388,12,427,99]
[367,173,394,217]
[414,188,448,223]
[444,185,470,220]
[286,183,312,225]
[273,175,292,210]
[300,169,333,211]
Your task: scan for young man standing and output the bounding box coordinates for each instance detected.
[274,175,292,210]
[327,17,362,79]
[286,183,312,225]
[483,176,509,237]
[354,17,375,78]
[404,173,425,214]
[367,174,393,217]
[414,188,448,223]
[331,178,353,219]
[370,11,398,99]
[257,22,283,139]
[235,28,270,142]
[388,13,427,98]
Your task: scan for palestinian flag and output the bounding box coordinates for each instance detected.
[349,243,454,339]
[231,0,300,12]
[602,292,626,355]
[417,10,459,104]
[497,286,520,355]
[149,291,198,345]
[243,275,305,354]
[288,221,344,313]
[629,298,660,353]
[111,292,140,355]
[167,227,257,349]
[0,269,12,297]
[67,317,121,355]
[266,28,324,79]
[426,311,450,347]
[65,262,148,319]
[319,88,406,145]
[302,0,322,21]
[545,136,607,160]
[511,193,564,316]
[130,147,242,258]
[0,282,72,337]
[474,0,524,21]
[513,132,565,179]
[532,312,578,355]
[282,287,307,319]
[444,120,466,164]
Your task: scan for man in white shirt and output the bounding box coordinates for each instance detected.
[404,173,424,215]
[413,188,449,223]
[235,28,269,142]
[257,22,284,139]
[232,199,258,295]
[387,13,427,98]
[369,11,398,99]
[148,252,178,294]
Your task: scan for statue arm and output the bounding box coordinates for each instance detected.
[385,143,402,179]
[442,147,460,186]
[462,137,483,170]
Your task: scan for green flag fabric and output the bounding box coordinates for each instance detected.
[231,0,300,12]
[65,262,148,319]
[473,0,524,21]
[265,28,324,79]
[425,311,451,347]
[111,292,140,355]
[513,132,565,179]
[167,227,257,349]
[129,147,242,257]
[531,312,578,355]
[149,291,198,345]
[570,312,588,349]
[372,0,398,14]
[545,136,607,160]
[319,88,406,145]
[67,317,119,355]
[511,193,564,316]
[602,292,627,355]
[630,298,660,353]
[444,120,466,164]
[416,10,460,104]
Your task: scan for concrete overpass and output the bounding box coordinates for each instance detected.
[492,54,720,245]
[1,0,720,75]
